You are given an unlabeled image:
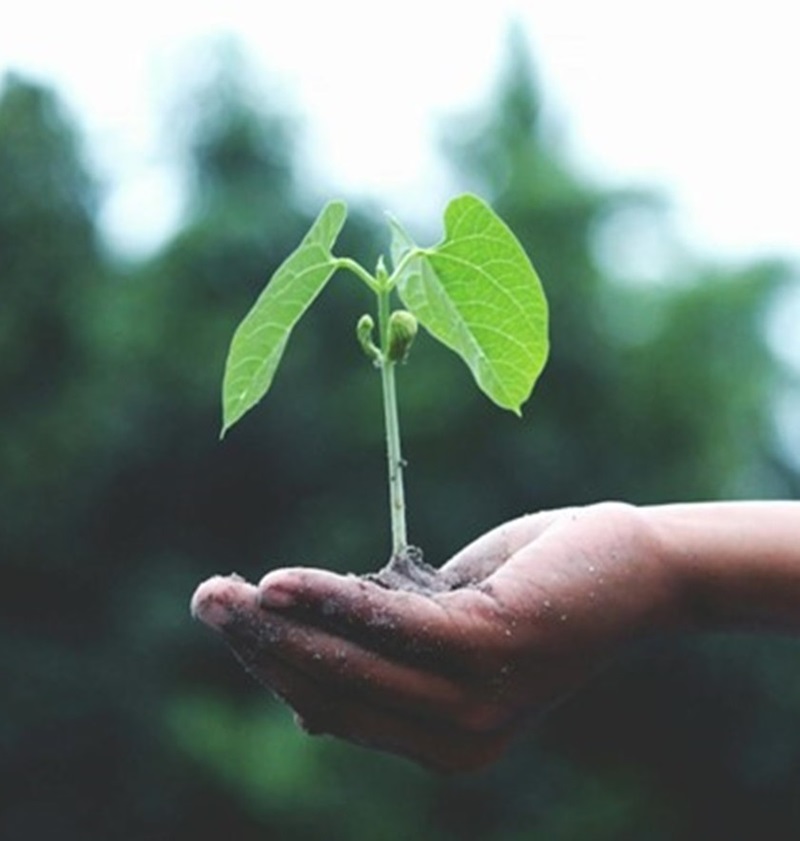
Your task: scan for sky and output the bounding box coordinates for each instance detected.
[1,0,799,265]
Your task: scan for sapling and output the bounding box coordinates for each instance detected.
[221,194,548,588]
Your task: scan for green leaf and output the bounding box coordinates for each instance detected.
[388,213,415,271]
[221,200,347,437]
[394,194,548,414]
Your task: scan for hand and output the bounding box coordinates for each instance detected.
[191,502,679,772]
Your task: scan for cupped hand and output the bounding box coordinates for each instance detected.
[191,502,678,772]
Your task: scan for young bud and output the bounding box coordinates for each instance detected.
[356,314,381,365]
[375,255,388,283]
[387,310,418,363]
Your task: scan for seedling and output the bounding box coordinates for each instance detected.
[221,194,549,564]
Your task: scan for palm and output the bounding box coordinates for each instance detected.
[192,503,671,771]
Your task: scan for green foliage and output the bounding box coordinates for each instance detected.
[392,193,549,414]
[220,192,549,552]
[222,193,548,431]
[221,200,347,436]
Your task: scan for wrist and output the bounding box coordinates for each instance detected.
[643,506,709,630]
[644,501,800,632]
[621,504,693,633]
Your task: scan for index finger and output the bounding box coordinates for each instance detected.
[257,567,502,671]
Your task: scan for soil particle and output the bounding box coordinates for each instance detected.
[364,545,466,596]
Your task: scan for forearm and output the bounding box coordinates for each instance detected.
[647,501,800,631]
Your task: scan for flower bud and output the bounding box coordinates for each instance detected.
[356,314,381,364]
[387,310,418,363]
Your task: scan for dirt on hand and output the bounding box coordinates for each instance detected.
[365,545,472,596]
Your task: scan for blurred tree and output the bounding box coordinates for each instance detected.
[0,76,101,545]
[0,67,317,840]
[0,75,155,839]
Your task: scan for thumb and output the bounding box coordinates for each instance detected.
[439,509,566,586]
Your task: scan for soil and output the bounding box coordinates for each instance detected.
[364,545,469,595]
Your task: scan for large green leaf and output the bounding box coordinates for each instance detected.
[221,200,347,437]
[394,194,548,414]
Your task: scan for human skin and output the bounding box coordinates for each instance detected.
[191,501,800,773]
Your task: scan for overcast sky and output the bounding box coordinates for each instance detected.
[1,0,799,263]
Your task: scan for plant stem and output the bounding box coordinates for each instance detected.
[377,283,408,556]
[334,257,380,293]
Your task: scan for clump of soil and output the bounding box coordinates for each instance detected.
[364,545,467,595]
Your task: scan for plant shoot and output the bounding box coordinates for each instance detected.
[221,194,549,558]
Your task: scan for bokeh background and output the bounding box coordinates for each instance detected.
[2,6,800,840]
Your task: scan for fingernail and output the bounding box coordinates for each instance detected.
[259,583,296,609]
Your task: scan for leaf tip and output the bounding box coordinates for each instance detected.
[219,415,233,441]
[220,401,243,441]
